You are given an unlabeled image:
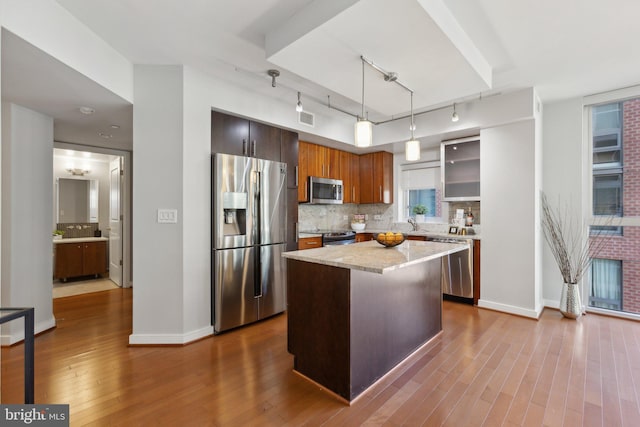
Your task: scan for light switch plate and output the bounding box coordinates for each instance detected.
[158,209,178,224]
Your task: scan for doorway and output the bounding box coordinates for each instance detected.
[52,145,130,298]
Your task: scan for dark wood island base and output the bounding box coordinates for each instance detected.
[286,256,443,402]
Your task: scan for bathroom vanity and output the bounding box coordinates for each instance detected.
[54,237,108,281]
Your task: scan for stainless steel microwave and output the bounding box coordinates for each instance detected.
[307,176,343,204]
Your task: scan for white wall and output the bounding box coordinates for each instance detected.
[479,119,543,318]
[130,65,189,343]
[0,0,133,103]
[181,67,214,337]
[1,103,55,344]
[541,98,585,306]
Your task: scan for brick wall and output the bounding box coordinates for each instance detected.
[591,99,640,313]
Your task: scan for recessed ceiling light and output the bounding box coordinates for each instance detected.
[98,132,112,139]
[110,124,120,129]
[79,106,95,115]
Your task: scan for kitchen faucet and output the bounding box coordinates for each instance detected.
[408,217,419,231]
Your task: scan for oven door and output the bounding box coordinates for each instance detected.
[323,238,356,246]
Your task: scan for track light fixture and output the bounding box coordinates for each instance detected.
[296,92,303,112]
[451,103,459,122]
[405,91,420,161]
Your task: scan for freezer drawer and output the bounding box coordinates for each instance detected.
[213,247,258,333]
[258,243,286,319]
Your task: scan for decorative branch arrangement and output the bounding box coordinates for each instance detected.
[541,192,613,285]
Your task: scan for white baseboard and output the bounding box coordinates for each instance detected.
[128,325,213,345]
[544,298,560,309]
[1,316,56,346]
[477,299,543,319]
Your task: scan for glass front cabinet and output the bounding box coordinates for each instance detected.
[441,137,480,201]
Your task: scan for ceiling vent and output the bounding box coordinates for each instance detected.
[298,110,315,127]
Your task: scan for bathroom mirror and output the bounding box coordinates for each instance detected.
[57,178,99,223]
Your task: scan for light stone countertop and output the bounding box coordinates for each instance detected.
[53,237,108,244]
[282,239,469,274]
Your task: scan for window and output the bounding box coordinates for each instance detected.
[593,173,622,216]
[589,259,622,310]
[407,189,436,218]
[591,102,623,235]
[399,162,441,221]
[587,98,640,316]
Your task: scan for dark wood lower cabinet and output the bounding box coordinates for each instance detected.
[55,240,107,281]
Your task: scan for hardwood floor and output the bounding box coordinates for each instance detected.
[2,289,640,426]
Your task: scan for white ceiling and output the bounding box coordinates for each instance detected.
[3,0,640,152]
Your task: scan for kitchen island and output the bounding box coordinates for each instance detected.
[282,239,467,402]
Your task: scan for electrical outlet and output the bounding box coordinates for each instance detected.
[373,214,382,220]
[343,215,348,220]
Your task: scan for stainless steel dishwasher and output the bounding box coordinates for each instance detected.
[429,237,473,304]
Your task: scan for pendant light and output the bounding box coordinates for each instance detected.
[355,59,373,147]
[296,91,303,112]
[405,91,420,161]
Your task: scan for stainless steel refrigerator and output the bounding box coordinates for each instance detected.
[212,153,287,334]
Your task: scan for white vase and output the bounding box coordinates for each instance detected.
[415,214,425,223]
[559,281,582,319]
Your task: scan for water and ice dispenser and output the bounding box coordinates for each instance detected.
[222,192,247,236]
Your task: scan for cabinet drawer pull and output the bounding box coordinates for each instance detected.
[295,166,299,187]
[251,140,256,157]
[242,139,247,156]
[379,185,382,201]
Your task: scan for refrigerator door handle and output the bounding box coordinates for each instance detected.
[253,168,263,298]
[255,249,263,298]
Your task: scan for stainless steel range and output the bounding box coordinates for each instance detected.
[321,230,356,246]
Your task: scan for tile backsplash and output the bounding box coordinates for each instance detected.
[298,204,395,232]
[57,223,99,238]
[447,201,481,225]
[299,201,481,234]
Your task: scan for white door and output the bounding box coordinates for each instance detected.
[109,157,123,286]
